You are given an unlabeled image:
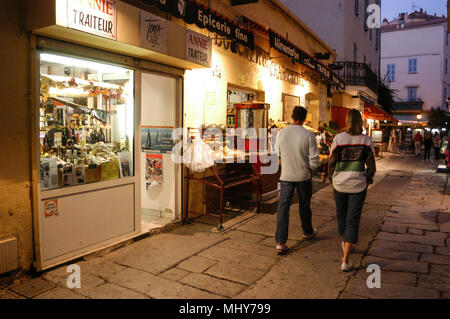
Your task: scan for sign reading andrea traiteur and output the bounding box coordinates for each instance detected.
[68,0,117,40]
[185,29,211,67]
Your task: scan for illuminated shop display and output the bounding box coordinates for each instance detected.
[39,53,134,190]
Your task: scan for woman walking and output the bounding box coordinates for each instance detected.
[433,133,441,161]
[328,109,376,272]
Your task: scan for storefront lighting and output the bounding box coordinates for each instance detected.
[40,53,129,74]
[443,128,447,132]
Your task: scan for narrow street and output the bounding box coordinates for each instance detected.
[1,153,448,299]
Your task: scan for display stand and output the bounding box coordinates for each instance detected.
[184,164,262,230]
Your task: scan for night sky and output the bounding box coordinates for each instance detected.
[382,0,446,20]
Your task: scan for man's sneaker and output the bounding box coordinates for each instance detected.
[302,228,318,240]
[276,243,288,255]
[341,261,353,272]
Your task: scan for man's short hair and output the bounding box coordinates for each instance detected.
[292,106,308,122]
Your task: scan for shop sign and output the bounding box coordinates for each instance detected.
[269,30,345,90]
[140,0,254,50]
[185,29,211,67]
[67,0,117,40]
[140,11,168,53]
[44,199,59,218]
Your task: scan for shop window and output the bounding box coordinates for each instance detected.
[39,53,134,190]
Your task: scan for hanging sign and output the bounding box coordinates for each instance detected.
[185,29,212,67]
[140,0,254,50]
[269,29,345,90]
[67,0,117,40]
[140,11,168,53]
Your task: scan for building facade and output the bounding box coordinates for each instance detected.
[280,0,382,129]
[0,0,342,274]
[381,9,449,124]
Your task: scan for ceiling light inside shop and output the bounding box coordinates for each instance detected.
[40,53,130,74]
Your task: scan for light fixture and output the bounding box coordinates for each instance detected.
[40,53,130,74]
[417,114,422,120]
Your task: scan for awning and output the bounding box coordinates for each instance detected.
[364,102,398,123]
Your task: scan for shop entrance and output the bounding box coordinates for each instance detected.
[140,72,180,232]
[305,93,320,129]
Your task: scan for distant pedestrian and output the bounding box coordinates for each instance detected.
[413,132,422,156]
[328,109,376,272]
[424,133,432,161]
[433,133,442,161]
[275,106,320,255]
[445,138,450,167]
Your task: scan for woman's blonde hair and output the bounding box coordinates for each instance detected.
[345,109,363,136]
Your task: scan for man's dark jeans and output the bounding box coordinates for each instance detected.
[276,180,314,244]
[334,188,367,244]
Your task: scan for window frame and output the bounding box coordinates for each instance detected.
[407,87,418,102]
[386,64,395,82]
[408,58,417,74]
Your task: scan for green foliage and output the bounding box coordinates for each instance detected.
[377,80,397,114]
[428,108,450,128]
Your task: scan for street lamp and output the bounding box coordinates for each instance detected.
[417,114,422,128]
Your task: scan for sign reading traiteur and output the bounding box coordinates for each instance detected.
[68,0,117,40]
[185,29,211,67]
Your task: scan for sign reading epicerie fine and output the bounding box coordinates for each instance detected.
[185,29,211,67]
[68,0,117,40]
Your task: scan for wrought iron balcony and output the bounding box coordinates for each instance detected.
[333,62,378,94]
[392,100,424,113]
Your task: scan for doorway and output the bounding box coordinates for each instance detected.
[305,92,320,129]
[140,72,180,232]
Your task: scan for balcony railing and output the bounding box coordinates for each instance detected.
[392,100,424,113]
[334,62,378,94]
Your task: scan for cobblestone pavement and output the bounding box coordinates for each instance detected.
[1,153,448,299]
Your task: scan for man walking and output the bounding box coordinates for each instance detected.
[275,107,319,254]
[414,131,422,156]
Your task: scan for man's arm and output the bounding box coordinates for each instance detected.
[308,134,320,171]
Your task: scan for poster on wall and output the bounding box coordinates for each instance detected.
[40,157,58,190]
[185,29,212,67]
[140,10,168,53]
[141,126,174,154]
[118,152,132,178]
[145,153,163,190]
[67,0,117,40]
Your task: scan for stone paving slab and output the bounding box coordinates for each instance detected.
[367,248,419,261]
[177,255,218,273]
[421,254,450,265]
[382,221,438,231]
[418,274,450,292]
[345,279,439,299]
[76,283,149,299]
[109,268,221,299]
[198,245,278,272]
[377,232,445,247]
[159,268,191,282]
[353,270,417,286]
[78,257,128,280]
[362,256,429,274]
[380,224,407,234]
[213,238,278,258]
[34,287,88,299]
[371,240,434,254]
[9,278,56,298]
[223,230,265,243]
[106,223,225,274]
[435,247,450,256]
[0,289,25,299]
[180,273,246,298]
[205,261,266,285]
